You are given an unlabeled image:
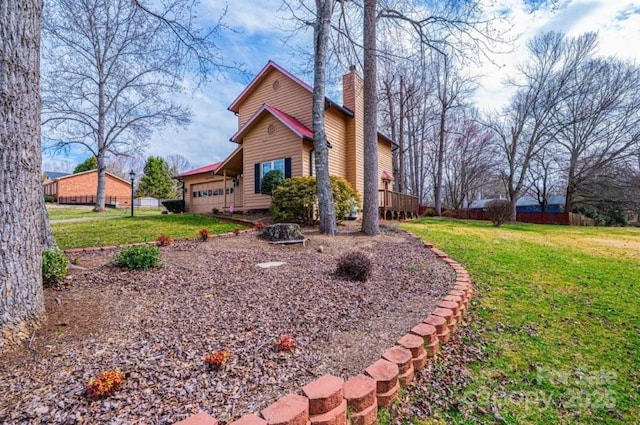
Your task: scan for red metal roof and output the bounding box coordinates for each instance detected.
[381,170,394,180]
[231,103,313,142]
[175,162,221,178]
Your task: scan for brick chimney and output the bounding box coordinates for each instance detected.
[342,65,364,194]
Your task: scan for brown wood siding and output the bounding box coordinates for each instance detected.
[237,69,312,130]
[377,138,394,190]
[243,115,303,210]
[303,144,313,176]
[325,108,348,179]
[343,72,365,194]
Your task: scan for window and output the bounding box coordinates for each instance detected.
[254,157,291,194]
[261,159,285,178]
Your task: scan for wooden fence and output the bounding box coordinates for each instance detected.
[455,210,594,226]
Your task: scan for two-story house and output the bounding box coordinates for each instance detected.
[177,61,417,217]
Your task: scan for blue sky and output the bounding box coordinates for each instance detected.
[42,0,640,173]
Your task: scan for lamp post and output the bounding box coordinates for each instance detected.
[129,170,135,217]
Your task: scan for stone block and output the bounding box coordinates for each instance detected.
[343,375,376,413]
[175,412,218,425]
[364,359,399,394]
[261,394,309,425]
[302,375,344,415]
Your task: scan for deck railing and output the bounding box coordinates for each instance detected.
[378,189,420,219]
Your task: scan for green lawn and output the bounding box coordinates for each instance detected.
[52,214,244,250]
[47,205,163,220]
[401,219,640,424]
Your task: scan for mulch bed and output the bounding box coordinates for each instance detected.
[0,226,455,424]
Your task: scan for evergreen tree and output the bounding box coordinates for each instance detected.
[73,156,98,173]
[137,156,174,198]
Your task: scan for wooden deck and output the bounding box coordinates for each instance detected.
[378,189,419,220]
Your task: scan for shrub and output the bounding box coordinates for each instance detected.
[156,234,173,247]
[204,349,230,369]
[275,334,297,352]
[233,228,241,236]
[161,199,185,213]
[486,199,512,226]
[114,245,161,270]
[198,228,211,241]
[270,176,361,224]
[423,207,436,217]
[335,251,373,282]
[86,370,125,399]
[271,176,317,224]
[261,169,285,195]
[330,176,361,220]
[44,195,56,203]
[42,249,68,286]
[254,221,265,231]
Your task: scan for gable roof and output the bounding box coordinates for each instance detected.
[228,60,354,117]
[175,162,222,178]
[231,103,313,143]
[50,169,132,185]
[44,171,69,180]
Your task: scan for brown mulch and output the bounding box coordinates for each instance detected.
[0,226,456,425]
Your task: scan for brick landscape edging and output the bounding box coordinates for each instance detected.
[175,231,474,425]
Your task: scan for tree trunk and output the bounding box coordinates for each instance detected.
[361,0,379,235]
[313,0,336,235]
[94,152,108,212]
[94,79,107,211]
[398,76,405,194]
[0,0,46,348]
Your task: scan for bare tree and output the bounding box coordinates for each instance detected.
[0,0,45,348]
[41,0,232,211]
[552,56,640,212]
[361,0,379,235]
[487,32,597,221]
[525,146,562,212]
[444,116,496,211]
[165,153,191,198]
[312,0,338,235]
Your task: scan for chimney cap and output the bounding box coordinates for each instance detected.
[349,64,357,72]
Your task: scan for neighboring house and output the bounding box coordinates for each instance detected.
[43,169,132,207]
[43,171,69,183]
[176,61,400,214]
[469,195,566,213]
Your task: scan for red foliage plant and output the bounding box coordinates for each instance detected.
[156,234,173,247]
[86,370,125,399]
[233,228,241,236]
[275,334,297,352]
[254,221,265,231]
[204,349,230,369]
[198,228,211,241]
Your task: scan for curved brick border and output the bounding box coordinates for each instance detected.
[175,231,474,425]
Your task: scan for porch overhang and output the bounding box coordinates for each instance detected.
[214,145,243,177]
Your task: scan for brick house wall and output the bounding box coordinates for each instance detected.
[49,170,132,206]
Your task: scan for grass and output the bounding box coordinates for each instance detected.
[52,214,244,250]
[47,204,163,220]
[401,219,640,425]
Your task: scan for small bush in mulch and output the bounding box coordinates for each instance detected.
[204,350,230,369]
[86,370,125,399]
[486,199,512,226]
[233,228,241,236]
[114,245,161,270]
[156,234,173,247]
[42,249,68,286]
[198,228,211,241]
[335,251,373,282]
[275,334,297,352]
[254,221,265,231]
